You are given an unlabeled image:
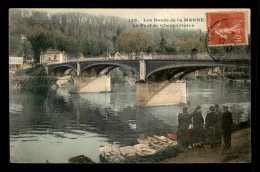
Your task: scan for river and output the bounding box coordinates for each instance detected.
[9,80,251,163]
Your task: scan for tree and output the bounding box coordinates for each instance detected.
[156,34,176,54]
[118,29,156,53]
[9,35,22,56]
[176,35,206,53]
[167,40,177,54]
[27,28,52,63]
[29,11,50,27]
[9,9,132,59]
[10,9,214,62]
[156,36,168,54]
[22,39,33,59]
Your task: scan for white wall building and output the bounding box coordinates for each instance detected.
[40,49,67,64]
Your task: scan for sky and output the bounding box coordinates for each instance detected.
[17,8,251,32]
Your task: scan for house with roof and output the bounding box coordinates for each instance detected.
[40,49,67,64]
[100,52,127,60]
[111,52,124,60]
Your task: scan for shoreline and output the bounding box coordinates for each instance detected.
[161,127,251,163]
[66,127,251,164]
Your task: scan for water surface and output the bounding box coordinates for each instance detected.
[9,81,251,163]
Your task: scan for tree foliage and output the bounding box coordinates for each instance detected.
[9,35,22,56]
[9,9,132,61]
[176,35,206,52]
[118,29,156,53]
[156,34,176,54]
[9,9,250,62]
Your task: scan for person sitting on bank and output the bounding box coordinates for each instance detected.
[191,105,205,147]
[177,106,192,150]
[214,104,222,146]
[205,106,216,149]
[221,105,233,148]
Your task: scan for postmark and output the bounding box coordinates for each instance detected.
[206,12,248,47]
[205,11,249,61]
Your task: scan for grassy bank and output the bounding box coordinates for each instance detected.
[161,127,251,163]
[13,64,46,76]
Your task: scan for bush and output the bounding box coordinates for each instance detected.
[13,69,27,76]
[25,64,47,76]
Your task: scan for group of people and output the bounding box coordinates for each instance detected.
[177,104,233,150]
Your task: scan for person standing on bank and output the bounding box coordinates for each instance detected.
[205,106,216,148]
[188,113,195,149]
[191,105,205,147]
[222,105,233,148]
[214,104,222,146]
[177,106,192,150]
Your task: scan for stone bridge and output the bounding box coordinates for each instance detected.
[45,59,250,81]
[45,59,250,107]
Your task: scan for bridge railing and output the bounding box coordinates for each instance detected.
[45,52,250,65]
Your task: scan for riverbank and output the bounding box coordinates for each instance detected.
[67,127,251,164]
[161,127,251,163]
[9,65,57,89]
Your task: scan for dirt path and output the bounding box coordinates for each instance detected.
[161,128,251,163]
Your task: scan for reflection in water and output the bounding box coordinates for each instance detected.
[79,92,111,108]
[9,81,251,163]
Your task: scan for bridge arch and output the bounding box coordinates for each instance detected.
[80,63,140,76]
[47,64,77,75]
[146,63,249,80]
[103,66,119,76]
[178,67,208,80]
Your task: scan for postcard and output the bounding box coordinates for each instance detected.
[9,8,251,163]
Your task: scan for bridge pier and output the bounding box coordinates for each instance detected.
[77,61,81,76]
[139,60,146,81]
[44,65,49,75]
[222,68,225,78]
[136,80,187,107]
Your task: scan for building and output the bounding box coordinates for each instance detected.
[40,49,67,64]
[100,52,127,60]
[9,57,24,69]
[9,56,34,71]
[111,52,124,60]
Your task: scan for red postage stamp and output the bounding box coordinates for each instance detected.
[206,12,248,46]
